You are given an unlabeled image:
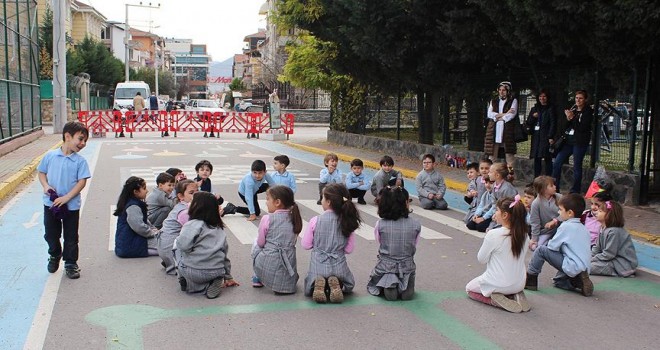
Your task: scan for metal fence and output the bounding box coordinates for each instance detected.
[0,0,41,143]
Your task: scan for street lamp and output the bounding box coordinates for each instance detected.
[124,2,160,82]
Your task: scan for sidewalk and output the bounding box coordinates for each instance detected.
[0,124,658,245]
[285,128,660,245]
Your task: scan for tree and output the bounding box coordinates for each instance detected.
[67,37,124,88]
[39,47,53,79]
[131,67,177,97]
[229,78,246,92]
[39,5,53,57]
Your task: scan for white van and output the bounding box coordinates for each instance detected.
[113,81,151,110]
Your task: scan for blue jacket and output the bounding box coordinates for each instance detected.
[115,198,149,258]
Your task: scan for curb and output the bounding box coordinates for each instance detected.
[0,141,63,201]
[285,141,659,246]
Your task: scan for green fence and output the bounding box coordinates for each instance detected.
[41,80,111,111]
[1,0,41,143]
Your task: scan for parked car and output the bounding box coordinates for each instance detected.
[186,99,227,121]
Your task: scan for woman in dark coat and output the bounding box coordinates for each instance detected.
[526,90,556,177]
[552,90,593,194]
[484,82,518,168]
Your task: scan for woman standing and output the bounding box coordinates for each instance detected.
[484,82,518,170]
[526,90,556,177]
[552,90,593,194]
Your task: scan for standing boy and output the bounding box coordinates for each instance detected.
[229,160,275,221]
[318,153,342,205]
[146,172,176,229]
[370,155,403,199]
[345,158,370,205]
[38,121,91,279]
[270,155,297,193]
[415,154,448,210]
[525,193,594,296]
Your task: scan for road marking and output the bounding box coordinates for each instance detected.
[297,200,375,240]
[356,203,451,240]
[410,206,485,239]
[222,215,260,244]
[109,205,117,251]
[22,211,41,228]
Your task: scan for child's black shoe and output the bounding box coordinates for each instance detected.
[357,198,367,205]
[47,256,60,273]
[65,265,80,279]
[223,202,237,216]
[524,273,538,291]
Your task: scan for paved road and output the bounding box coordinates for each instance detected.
[2,131,659,350]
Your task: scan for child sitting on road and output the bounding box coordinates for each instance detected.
[484,162,518,231]
[175,192,239,299]
[114,176,159,258]
[525,193,594,296]
[345,158,371,205]
[194,160,214,193]
[529,176,561,250]
[367,186,421,301]
[225,160,275,221]
[302,184,361,303]
[582,191,612,247]
[156,179,197,275]
[270,155,297,193]
[318,153,342,205]
[523,185,536,226]
[466,196,530,313]
[146,172,176,229]
[252,186,303,293]
[463,162,480,224]
[371,155,403,201]
[590,200,638,277]
[166,168,187,183]
[467,176,495,232]
[415,154,448,210]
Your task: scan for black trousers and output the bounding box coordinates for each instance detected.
[466,218,492,232]
[348,188,367,200]
[43,206,80,267]
[237,183,269,216]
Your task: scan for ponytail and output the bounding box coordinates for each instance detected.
[290,203,303,234]
[322,183,362,237]
[498,196,527,258]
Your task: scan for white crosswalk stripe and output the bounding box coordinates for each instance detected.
[410,206,485,239]
[356,203,451,240]
[221,215,260,245]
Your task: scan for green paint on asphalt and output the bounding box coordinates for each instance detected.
[86,280,659,350]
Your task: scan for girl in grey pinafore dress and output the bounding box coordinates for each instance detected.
[367,186,421,299]
[156,179,197,274]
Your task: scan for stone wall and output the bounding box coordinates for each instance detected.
[328,130,640,204]
[283,109,415,127]
[41,99,76,124]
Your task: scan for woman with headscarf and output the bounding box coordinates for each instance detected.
[484,82,518,173]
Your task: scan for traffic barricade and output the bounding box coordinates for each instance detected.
[78,110,115,137]
[169,111,207,137]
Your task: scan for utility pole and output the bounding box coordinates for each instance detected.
[154,40,159,96]
[52,0,67,132]
[124,2,160,82]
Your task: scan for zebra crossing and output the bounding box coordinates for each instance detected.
[107,198,482,251]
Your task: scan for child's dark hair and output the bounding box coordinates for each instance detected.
[274,155,290,167]
[532,176,554,196]
[268,185,303,234]
[251,159,267,172]
[377,186,410,220]
[324,153,338,165]
[322,183,361,237]
[379,155,394,166]
[156,172,175,185]
[423,154,435,163]
[598,200,625,228]
[188,192,223,229]
[524,185,537,198]
[114,176,146,216]
[559,193,586,218]
[496,196,528,259]
[592,191,613,202]
[62,121,89,142]
[195,160,213,173]
[175,179,195,198]
[467,162,479,172]
[350,158,363,168]
[166,168,182,178]
[479,158,493,166]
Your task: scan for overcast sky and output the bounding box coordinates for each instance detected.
[81,0,266,63]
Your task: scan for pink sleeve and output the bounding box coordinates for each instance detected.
[257,215,270,247]
[177,209,189,226]
[301,216,318,250]
[374,220,381,243]
[344,233,356,254]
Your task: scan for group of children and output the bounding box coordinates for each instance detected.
[37,122,640,308]
[464,159,639,313]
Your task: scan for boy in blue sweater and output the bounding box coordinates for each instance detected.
[318,153,342,205]
[270,155,297,192]
[226,160,275,221]
[525,193,594,296]
[345,158,370,205]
